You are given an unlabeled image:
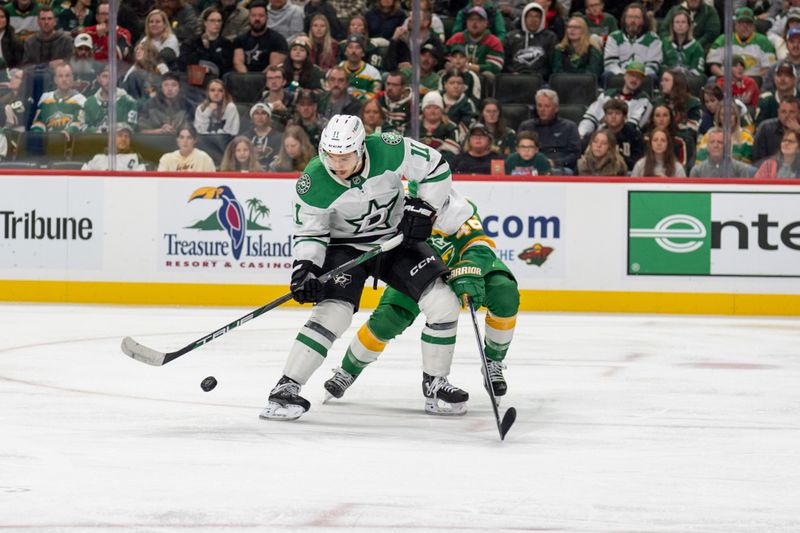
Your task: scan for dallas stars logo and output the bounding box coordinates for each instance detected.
[345,194,399,234]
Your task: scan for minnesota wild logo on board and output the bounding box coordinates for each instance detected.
[296,173,311,195]
[381,131,402,145]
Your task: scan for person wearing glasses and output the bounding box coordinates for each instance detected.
[754,129,800,179]
[505,130,551,175]
[179,7,234,78]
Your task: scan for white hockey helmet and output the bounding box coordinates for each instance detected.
[318,114,366,177]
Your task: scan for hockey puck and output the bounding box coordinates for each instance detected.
[200,376,217,392]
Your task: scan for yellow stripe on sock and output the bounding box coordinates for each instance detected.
[486,313,517,330]
[357,324,386,352]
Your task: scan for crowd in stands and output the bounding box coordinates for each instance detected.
[0,0,799,178]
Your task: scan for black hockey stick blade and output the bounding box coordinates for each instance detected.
[499,407,516,440]
[121,234,404,366]
[468,297,516,441]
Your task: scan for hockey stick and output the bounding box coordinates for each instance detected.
[121,234,404,367]
[468,297,516,441]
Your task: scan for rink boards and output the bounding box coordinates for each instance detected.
[2,170,800,315]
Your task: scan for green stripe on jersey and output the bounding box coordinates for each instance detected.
[421,169,450,184]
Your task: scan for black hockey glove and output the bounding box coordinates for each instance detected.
[290,260,324,304]
[398,197,436,243]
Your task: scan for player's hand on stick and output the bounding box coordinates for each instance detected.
[290,260,324,304]
[448,261,485,309]
[398,197,435,243]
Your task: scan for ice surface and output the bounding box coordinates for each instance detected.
[1,303,799,532]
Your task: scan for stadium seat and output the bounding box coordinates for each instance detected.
[133,133,178,167]
[502,103,530,131]
[224,72,266,104]
[494,73,544,104]
[49,161,85,170]
[13,132,70,163]
[558,104,587,124]
[72,133,110,162]
[605,74,654,96]
[236,103,252,132]
[196,133,233,162]
[479,72,495,100]
[548,73,598,106]
[751,75,763,89]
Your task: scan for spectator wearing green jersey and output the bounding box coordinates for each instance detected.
[30,62,85,133]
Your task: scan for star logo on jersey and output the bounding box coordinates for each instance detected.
[344,194,399,234]
[381,131,402,145]
[333,272,352,288]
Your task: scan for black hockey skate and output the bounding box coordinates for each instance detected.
[422,372,469,416]
[259,376,311,421]
[482,359,508,398]
[323,367,357,401]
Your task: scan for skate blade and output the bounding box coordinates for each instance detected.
[322,391,334,404]
[424,398,468,416]
[259,401,307,421]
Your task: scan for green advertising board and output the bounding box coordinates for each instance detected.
[628,191,800,277]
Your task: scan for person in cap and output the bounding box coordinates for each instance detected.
[452,122,501,174]
[178,6,235,79]
[420,90,461,163]
[138,72,193,134]
[400,42,443,96]
[580,60,653,140]
[83,64,139,133]
[288,89,328,146]
[756,60,800,125]
[232,0,289,73]
[243,102,282,169]
[603,3,662,82]
[658,0,720,50]
[69,32,102,93]
[441,43,482,102]
[503,2,556,77]
[338,33,382,100]
[707,7,775,78]
[284,35,324,90]
[763,26,800,92]
[364,0,406,40]
[445,5,505,76]
[768,2,800,45]
[22,6,74,66]
[715,54,760,107]
[82,123,147,171]
[451,0,507,41]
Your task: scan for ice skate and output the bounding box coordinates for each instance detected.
[259,376,310,421]
[422,372,468,416]
[482,359,508,402]
[323,367,357,402]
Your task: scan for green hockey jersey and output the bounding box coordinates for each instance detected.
[292,131,452,268]
[30,90,86,133]
[83,88,139,133]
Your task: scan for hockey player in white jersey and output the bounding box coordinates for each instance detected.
[260,115,467,421]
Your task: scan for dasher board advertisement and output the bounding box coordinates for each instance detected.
[628,191,800,277]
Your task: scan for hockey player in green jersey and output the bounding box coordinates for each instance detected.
[260,115,468,421]
[324,188,519,408]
